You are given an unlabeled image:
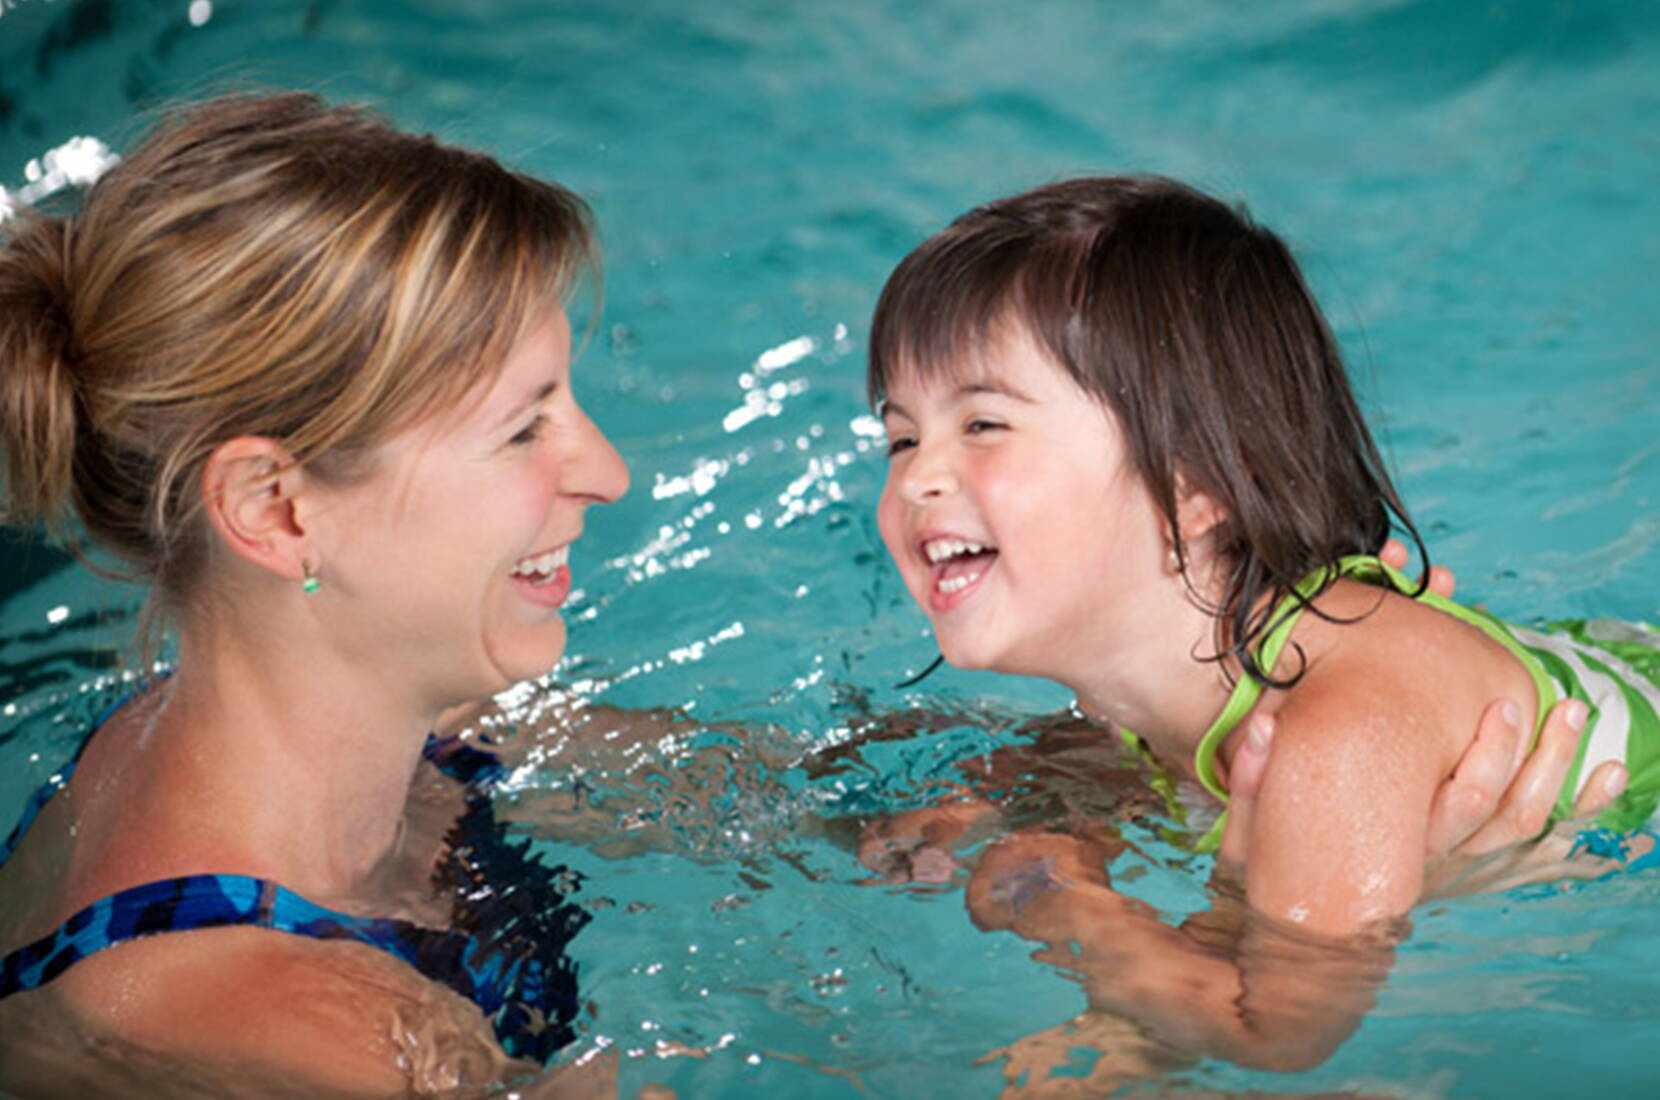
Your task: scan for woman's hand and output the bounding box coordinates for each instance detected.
[1224,539,1631,891]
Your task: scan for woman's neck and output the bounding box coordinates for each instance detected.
[144,615,443,896]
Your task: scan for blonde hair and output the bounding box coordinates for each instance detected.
[0,91,596,613]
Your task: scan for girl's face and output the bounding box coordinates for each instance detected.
[876,325,1172,682]
[311,306,629,708]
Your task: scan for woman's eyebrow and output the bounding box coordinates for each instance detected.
[495,379,560,429]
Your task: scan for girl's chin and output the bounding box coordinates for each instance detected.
[937,635,1058,681]
[934,635,1004,674]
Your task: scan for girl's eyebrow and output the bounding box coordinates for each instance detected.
[958,379,1036,403]
[883,380,1036,420]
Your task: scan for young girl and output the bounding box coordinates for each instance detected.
[869,175,1658,1074]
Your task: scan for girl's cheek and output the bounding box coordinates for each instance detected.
[875,493,904,562]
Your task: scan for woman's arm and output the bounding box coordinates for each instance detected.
[4,926,609,1099]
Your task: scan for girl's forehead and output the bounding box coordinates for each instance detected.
[881,329,1078,412]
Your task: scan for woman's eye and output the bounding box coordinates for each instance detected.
[509,415,547,446]
[966,418,1005,435]
[884,435,917,457]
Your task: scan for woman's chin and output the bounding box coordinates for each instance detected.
[484,625,568,692]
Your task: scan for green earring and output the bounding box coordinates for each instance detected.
[302,561,321,594]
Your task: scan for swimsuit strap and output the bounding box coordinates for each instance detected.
[0,762,74,866]
[0,715,581,1061]
[0,871,582,1059]
[1191,554,1560,803]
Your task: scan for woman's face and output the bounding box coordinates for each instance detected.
[311,306,628,709]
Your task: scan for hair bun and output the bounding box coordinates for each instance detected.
[0,212,82,533]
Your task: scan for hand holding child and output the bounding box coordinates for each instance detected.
[1222,539,1630,891]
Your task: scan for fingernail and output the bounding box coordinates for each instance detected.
[1246,715,1272,753]
[1564,699,1588,731]
[1604,764,1627,796]
[1501,699,1521,728]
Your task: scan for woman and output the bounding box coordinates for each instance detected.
[0,92,625,1096]
[0,93,1620,1097]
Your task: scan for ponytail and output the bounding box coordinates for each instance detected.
[0,212,80,538]
[1,92,596,618]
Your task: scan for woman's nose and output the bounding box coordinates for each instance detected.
[567,407,630,504]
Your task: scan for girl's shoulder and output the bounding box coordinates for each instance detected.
[1285,577,1540,764]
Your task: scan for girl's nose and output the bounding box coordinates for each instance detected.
[898,443,956,504]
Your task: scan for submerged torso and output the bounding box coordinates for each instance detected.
[0,691,592,1092]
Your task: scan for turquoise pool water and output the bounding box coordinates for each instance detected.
[3,1,1659,1095]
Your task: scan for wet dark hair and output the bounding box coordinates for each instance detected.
[869,175,1424,687]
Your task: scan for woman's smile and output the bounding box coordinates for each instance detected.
[509,544,574,609]
[310,307,628,700]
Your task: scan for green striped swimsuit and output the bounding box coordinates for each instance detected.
[1174,555,1660,850]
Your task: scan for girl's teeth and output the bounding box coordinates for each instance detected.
[937,571,981,593]
[925,538,987,564]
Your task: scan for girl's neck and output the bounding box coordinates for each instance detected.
[1061,563,1246,779]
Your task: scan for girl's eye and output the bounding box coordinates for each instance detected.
[966,418,1005,435]
[884,435,917,457]
[509,415,547,446]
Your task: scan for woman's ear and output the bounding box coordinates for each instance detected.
[200,437,311,581]
[1174,471,1227,546]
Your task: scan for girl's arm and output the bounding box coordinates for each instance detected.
[967,830,1393,1073]
[963,671,1470,1071]
[1225,696,1629,894]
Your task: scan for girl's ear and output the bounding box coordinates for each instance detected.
[1174,471,1228,545]
[200,436,312,582]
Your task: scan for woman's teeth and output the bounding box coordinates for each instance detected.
[511,546,569,582]
[938,572,980,593]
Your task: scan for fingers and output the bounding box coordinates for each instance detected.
[1378,538,1456,598]
[1425,564,1456,600]
[1457,697,1589,856]
[1571,759,1627,820]
[1424,699,1524,857]
[1217,713,1273,866]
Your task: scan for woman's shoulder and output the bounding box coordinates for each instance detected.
[9,921,514,1096]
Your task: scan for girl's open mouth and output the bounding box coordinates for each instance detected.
[923,537,999,609]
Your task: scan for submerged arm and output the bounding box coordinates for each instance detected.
[968,682,1438,1072]
[966,829,1397,1073]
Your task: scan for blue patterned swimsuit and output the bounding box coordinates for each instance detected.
[0,709,590,1064]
